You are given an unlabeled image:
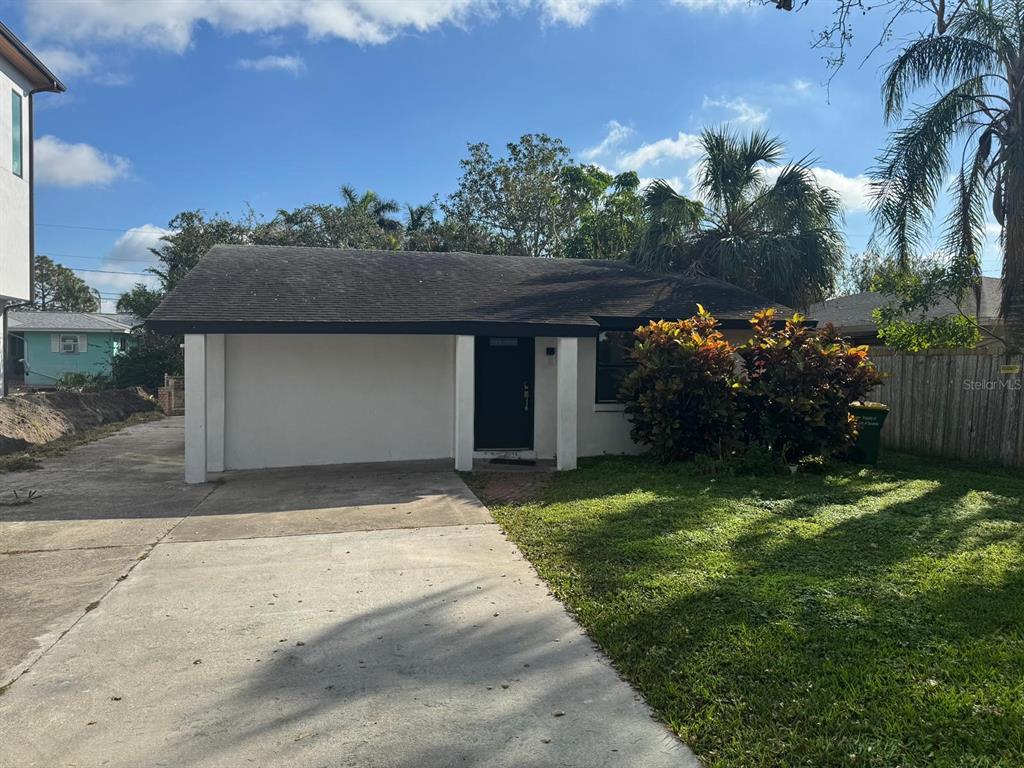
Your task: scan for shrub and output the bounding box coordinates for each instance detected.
[111,333,183,391]
[737,308,883,463]
[620,307,743,462]
[56,371,111,392]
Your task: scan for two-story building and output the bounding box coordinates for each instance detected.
[0,21,65,393]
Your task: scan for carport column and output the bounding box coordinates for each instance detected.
[556,337,578,471]
[205,334,225,474]
[184,334,207,484]
[454,335,475,472]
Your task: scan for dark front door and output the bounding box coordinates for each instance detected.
[475,336,534,450]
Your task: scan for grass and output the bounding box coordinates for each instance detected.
[466,453,1024,768]
[0,410,164,472]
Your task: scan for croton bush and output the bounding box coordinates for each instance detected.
[738,308,883,464]
[620,306,742,463]
[620,307,883,465]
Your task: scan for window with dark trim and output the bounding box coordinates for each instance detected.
[595,330,637,403]
[11,90,23,178]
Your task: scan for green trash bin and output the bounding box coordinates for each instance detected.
[848,402,890,465]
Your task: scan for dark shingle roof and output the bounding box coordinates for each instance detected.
[147,245,790,336]
[808,277,1002,330]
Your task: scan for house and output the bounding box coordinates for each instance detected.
[6,311,137,388]
[808,276,1004,350]
[147,245,790,483]
[0,21,65,392]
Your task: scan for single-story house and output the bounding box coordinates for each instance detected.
[6,311,137,388]
[808,276,1004,350]
[147,245,789,483]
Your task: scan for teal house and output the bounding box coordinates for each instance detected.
[6,312,137,388]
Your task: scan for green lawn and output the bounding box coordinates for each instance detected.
[467,453,1024,768]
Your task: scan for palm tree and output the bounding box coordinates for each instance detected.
[871,1,1022,350]
[340,185,402,232]
[404,202,435,234]
[403,202,439,251]
[633,128,845,309]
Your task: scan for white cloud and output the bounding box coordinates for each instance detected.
[108,224,171,265]
[25,0,615,52]
[538,0,618,25]
[637,175,686,194]
[76,224,170,310]
[809,167,872,212]
[702,96,768,126]
[34,135,131,188]
[984,221,1002,239]
[237,54,306,76]
[790,78,812,93]
[618,131,703,170]
[33,47,97,78]
[669,0,748,10]
[761,165,873,212]
[580,120,633,161]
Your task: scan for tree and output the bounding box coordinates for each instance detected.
[633,129,845,309]
[870,1,1021,350]
[835,251,887,296]
[773,0,982,73]
[116,284,164,319]
[32,255,100,311]
[631,180,704,271]
[869,252,986,350]
[443,134,586,258]
[339,185,401,233]
[561,169,647,261]
[149,210,253,293]
[255,203,394,250]
[110,333,183,390]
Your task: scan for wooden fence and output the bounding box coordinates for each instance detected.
[869,351,1024,468]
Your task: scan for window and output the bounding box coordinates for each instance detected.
[60,335,80,354]
[595,330,637,403]
[11,90,22,178]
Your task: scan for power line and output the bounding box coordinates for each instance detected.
[37,222,153,233]
[70,267,151,276]
[40,251,156,264]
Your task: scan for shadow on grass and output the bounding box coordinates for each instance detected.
[480,453,1024,767]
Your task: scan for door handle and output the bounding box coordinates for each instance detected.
[523,382,530,412]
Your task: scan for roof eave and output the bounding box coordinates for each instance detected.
[145,319,604,337]
[0,21,66,93]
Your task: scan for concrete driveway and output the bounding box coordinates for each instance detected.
[0,417,696,767]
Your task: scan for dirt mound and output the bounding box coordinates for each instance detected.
[0,389,157,454]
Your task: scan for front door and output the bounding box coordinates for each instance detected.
[474,336,534,450]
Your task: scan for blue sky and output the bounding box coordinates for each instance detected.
[1,0,1003,309]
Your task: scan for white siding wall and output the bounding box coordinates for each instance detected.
[0,58,31,302]
[223,334,456,470]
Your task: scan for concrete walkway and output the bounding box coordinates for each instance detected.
[0,418,697,767]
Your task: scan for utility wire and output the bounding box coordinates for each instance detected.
[37,222,155,233]
[69,267,151,276]
[40,251,157,264]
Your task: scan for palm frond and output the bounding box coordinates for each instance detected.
[871,76,988,265]
[695,127,785,211]
[882,34,998,121]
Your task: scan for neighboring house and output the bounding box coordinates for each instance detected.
[147,245,789,483]
[7,311,137,388]
[0,22,64,393]
[808,276,1004,350]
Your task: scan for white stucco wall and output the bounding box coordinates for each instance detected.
[531,336,641,460]
[0,58,31,303]
[222,334,456,470]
